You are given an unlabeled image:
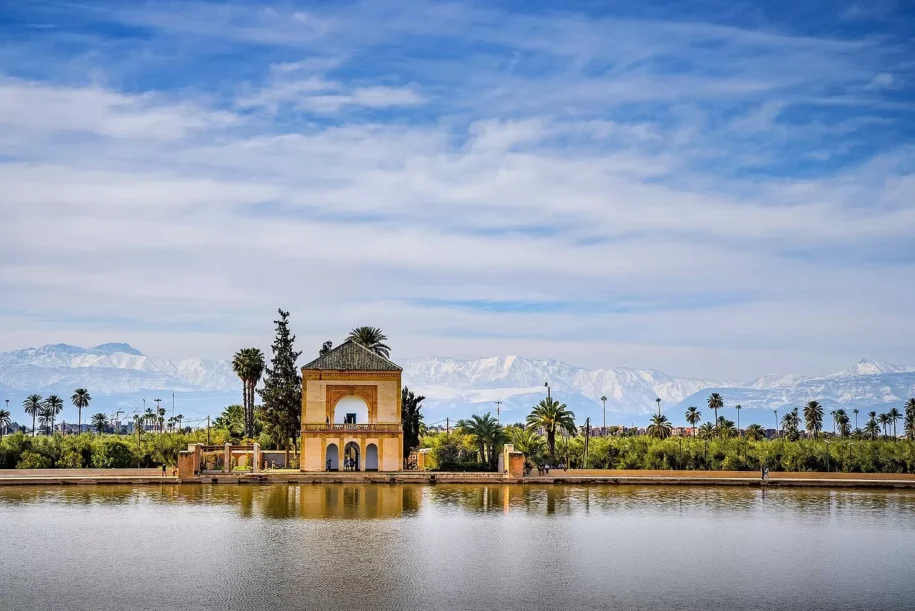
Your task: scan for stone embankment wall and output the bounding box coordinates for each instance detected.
[0,468,162,478]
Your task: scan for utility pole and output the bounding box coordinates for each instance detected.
[207,415,211,445]
[495,400,502,424]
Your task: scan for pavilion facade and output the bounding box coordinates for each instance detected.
[299,340,403,472]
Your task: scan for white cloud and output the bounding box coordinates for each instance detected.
[0,78,237,140]
[868,73,894,89]
[1,1,913,379]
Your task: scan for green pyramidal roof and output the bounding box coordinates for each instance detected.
[302,339,402,372]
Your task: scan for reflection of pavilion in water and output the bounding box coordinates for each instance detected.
[233,484,422,519]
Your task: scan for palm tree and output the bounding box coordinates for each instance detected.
[0,408,10,438]
[509,427,546,463]
[865,414,880,441]
[717,417,737,439]
[838,413,851,438]
[526,398,576,460]
[853,408,860,430]
[175,414,184,432]
[647,414,673,439]
[347,326,391,359]
[246,349,265,437]
[782,408,801,441]
[698,422,715,440]
[91,412,108,434]
[143,408,155,433]
[600,395,607,431]
[734,404,742,434]
[744,423,766,441]
[833,409,847,437]
[456,413,506,469]
[232,347,266,438]
[803,400,824,440]
[38,405,54,435]
[707,393,724,437]
[43,395,64,434]
[904,409,915,441]
[887,407,901,440]
[23,394,42,437]
[878,413,890,439]
[685,406,701,437]
[71,388,91,434]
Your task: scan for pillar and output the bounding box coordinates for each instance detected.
[253,443,260,474]
[360,438,367,472]
[338,439,344,472]
[223,443,231,474]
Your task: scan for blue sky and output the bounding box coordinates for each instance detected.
[1,0,913,379]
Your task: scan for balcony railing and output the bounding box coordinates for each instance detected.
[302,423,402,432]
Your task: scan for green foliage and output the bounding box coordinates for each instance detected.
[214,405,247,442]
[0,429,219,470]
[420,431,483,471]
[17,450,52,469]
[546,435,915,473]
[258,309,302,457]
[456,412,506,470]
[232,347,266,438]
[346,326,391,359]
[401,387,425,459]
[526,398,576,458]
[90,440,134,468]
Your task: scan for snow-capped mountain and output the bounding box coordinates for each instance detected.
[400,355,736,422]
[406,357,915,425]
[0,343,238,394]
[0,344,913,426]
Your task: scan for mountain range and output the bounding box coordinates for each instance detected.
[1,343,913,427]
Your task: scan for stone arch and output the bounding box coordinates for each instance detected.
[325,443,339,471]
[365,443,379,471]
[333,396,369,424]
[344,441,361,471]
[326,385,378,423]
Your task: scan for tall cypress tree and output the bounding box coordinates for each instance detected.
[401,386,425,460]
[258,309,302,467]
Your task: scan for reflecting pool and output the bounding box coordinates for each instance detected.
[2,484,914,610]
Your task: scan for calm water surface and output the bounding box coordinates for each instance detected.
[2,484,914,611]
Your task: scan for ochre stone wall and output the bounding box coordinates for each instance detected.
[301,372,401,425]
[300,369,403,472]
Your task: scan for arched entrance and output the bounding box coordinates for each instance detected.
[343,441,360,471]
[325,443,339,471]
[334,396,370,425]
[365,443,379,471]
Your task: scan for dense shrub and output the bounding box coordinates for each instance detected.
[0,429,226,470]
[17,450,52,469]
[419,431,915,474]
[91,440,135,468]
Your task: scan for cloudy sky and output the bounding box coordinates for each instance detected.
[1,0,913,379]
